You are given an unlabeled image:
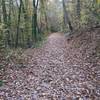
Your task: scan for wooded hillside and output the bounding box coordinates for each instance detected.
[0,0,99,48]
[0,0,100,99]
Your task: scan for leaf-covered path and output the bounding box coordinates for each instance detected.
[0,32,100,100]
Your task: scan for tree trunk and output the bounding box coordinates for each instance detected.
[40,0,49,33]
[77,0,81,19]
[15,0,22,48]
[2,0,9,47]
[2,0,7,24]
[32,0,38,42]
[62,0,73,32]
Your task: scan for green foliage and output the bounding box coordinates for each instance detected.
[0,80,4,87]
[0,0,99,48]
[32,35,47,48]
[81,15,88,24]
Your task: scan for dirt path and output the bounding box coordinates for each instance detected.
[0,33,100,100]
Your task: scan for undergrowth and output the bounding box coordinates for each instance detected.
[32,35,47,48]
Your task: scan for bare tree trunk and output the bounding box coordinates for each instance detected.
[40,0,49,33]
[62,0,73,32]
[2,0,7,24]
[0,0,2,23]
[32,0,39,42]
[7,0,13,47]
[77,0,81,28]
[77,0,81,19]
[2,0,9,47]
[15,0,22,48]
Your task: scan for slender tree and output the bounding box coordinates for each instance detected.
[40,0,48,33]
[77,0,81,19]
[32,0,39,42]
[2,0,10,47]
[62,0,73,32]
[15,0,22,48]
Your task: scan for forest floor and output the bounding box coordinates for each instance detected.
[0,29,100,100]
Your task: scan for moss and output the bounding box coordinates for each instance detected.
[0,80,4,87]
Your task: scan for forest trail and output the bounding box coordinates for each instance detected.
[0,32,100,100]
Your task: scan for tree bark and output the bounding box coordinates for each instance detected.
[15,0,22,48]
[32,0,39,42]
[77,0,81,19]
[62,0,73,32]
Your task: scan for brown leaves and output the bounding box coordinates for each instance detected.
[0,30,100,99]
